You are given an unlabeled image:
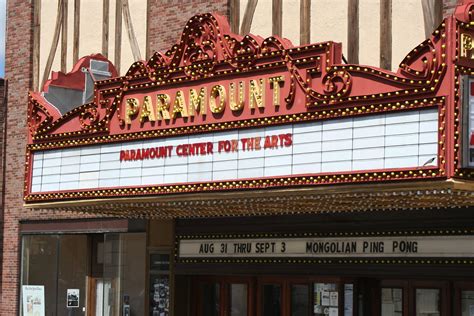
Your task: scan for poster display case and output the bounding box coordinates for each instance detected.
[149,253,171,316]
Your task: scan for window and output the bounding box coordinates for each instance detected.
[461,290,474,316]
[201,283,220,316]
[21,235,59,315]
[20,233,146,316]
[230,284,248,316]
[262,284,281,316]
[415,289,440,316]
[291,284,309,316]
[381,288,403,316]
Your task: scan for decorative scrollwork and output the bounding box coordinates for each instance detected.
[228,34,262,68]
[79,103,100,130]
[398,39,438,81]
[322,70,352,97]
[27,97,54,136]
[124,13,295,78]
[261,36,292,53]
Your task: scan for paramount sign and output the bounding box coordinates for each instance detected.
[24,12,450,203]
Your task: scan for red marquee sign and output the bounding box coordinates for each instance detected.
[23,3,474,204]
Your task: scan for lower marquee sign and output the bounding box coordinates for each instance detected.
[30,108,438,194]
[178,235,474,258]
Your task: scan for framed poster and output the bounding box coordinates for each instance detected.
[22,285,45,316]
[66,289,79,308]
[149,252,171,316]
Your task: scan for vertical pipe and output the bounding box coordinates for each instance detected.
[347,0,359,63]
[272,0,282,37]
[380,0,392,70]
[32,0,41,91]
[115,0,122,74]
[230,0,240,34]
[102,0,110,58]
[300,0,311,45]
[61,0,68,72]
[73,0,80,64]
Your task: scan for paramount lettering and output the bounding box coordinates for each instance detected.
[120,134,292,162]
[120,146,173,162]
[123,76,286,125]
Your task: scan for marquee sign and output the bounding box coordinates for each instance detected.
[178,235,474,259]
[28,109,439,193]
[24,6,474,206]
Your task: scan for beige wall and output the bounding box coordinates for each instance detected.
[39,0,147,82]
[39,0,431,84]
[241,0,426,71]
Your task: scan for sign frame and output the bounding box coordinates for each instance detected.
[176,229,474,266]
[24,12,456,205]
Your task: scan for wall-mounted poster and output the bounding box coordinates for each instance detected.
[344,284,353,316]
[149,253,170,316]
[66,289,79,308]
[151,276,169,316]
[123,294,131,316]
[22,285,45,316]
[314,283,338,316]
[329,307,339,316]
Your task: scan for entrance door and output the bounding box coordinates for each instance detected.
[86,277,115,316]
[193,276,353,316]
[379,280,449,316]
[257,277,284,316]
[194,277,254,316]
[454,282,474,316]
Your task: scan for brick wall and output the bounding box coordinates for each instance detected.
[1,2,101,313]
[0,79,5,306]
[1,2,34,312]
[147,0,229,56]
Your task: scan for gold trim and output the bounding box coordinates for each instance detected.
[24,179,458,209]
[23,178,474,220]
[176,258,474,265]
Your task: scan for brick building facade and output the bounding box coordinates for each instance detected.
[0,78,5,304]
[1,0,468,315]
[1,2,229,314]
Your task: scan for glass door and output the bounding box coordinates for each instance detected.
[229,283,250,316]
[454,282,474,316]
[379,280,448,316]
[289,284,310,316]
[193,276,254,316]
[193,276,351,316]
[411,282,448,316]
[257,277,352,316]
[260,282,283,316]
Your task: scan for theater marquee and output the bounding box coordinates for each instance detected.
[179,235,474,259]
[22,10,474,214]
